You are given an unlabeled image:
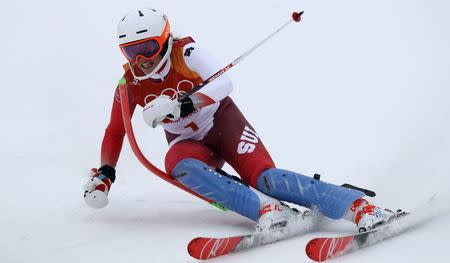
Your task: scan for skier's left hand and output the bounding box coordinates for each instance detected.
[142,95,195,128]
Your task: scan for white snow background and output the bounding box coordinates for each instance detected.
[1,0,449,262]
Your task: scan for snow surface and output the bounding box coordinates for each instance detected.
[2,0,450,262]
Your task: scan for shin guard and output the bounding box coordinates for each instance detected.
[257,168,364,219]
[172,158,260,221]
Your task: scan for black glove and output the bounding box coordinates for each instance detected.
[98,165,116,183]
[179,97,195,117]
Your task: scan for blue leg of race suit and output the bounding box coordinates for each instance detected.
[257,168,364,219]
[171,158,261,222]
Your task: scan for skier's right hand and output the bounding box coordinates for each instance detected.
[83,165,116,209]
[142,95,182,128]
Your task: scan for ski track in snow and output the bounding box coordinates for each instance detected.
[2,1,450,262]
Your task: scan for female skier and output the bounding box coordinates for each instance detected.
[84,8,396,233]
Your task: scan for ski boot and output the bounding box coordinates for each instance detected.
[255,199,299,234]
[347,198,407,232]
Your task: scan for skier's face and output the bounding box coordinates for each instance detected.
[136,55,163,74]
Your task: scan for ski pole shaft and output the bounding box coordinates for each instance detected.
[178,10,304,102]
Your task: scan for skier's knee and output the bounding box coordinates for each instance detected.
[256,168,364,219]
[170,158,211,179]
[164,140,224,174]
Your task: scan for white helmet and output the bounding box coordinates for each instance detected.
[117,8,173,80]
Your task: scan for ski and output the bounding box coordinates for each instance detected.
[188,211,317,260]
[305,196,439,262]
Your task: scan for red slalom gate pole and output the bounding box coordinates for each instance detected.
[118,79,219,207]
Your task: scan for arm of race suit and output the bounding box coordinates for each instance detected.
[100,85,136,168]
[182,42,233,108]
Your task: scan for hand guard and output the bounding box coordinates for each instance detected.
[142,95,195,128]
[84,165,115,209]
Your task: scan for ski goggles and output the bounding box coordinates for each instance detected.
[119,22,170,62]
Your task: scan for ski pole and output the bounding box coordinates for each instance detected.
[178,10,304,102]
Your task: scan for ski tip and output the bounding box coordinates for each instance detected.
[187,237,203,258]
[305,236,354,262]
[305,238,323,262]
[187,236,242,260]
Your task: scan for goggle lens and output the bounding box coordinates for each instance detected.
[121,39,160,62]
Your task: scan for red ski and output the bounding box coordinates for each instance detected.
[305,210,435,261]
[306,233,362,262]
[188,211,316,260]
[305,195,440,262]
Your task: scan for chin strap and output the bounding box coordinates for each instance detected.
[129,36,174,81]
[147,58,171,81]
